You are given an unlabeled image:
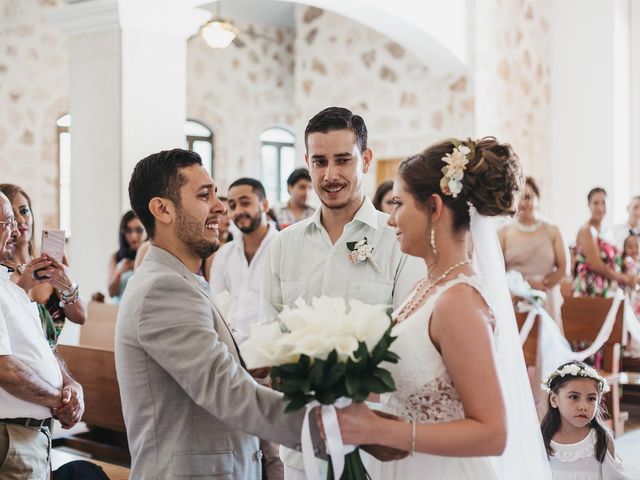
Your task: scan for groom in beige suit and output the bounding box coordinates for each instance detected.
[115,149,324,479]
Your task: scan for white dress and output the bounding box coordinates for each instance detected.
[549,429,630,480]
[364,275,499,479]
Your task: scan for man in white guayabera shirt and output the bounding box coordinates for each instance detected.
[262,107,425,480]
[211,178,278,345]
[0,192,84,479]
[211,177,283,480]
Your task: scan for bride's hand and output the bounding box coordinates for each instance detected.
[315,402,377,446]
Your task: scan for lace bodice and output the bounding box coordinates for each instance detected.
[380,275,492,424]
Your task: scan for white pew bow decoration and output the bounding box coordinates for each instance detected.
[506,270,547,305]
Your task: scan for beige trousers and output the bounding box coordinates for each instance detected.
[0,423,51,480]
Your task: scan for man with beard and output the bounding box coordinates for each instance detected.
[210,178,276,345]
[210,177,282,479]
[116,149,324,480]
[0,192,83,478]
[262,107,425,479]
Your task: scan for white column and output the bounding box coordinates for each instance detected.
[548,0,632,241]
[631,0,640,196]
[50,0,209,343]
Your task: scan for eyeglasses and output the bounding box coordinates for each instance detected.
[0,218,18,231]
[125,226,145,235]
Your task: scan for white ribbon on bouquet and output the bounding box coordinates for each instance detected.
[301,397,355,480]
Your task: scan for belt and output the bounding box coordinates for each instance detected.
[0,417,53,429]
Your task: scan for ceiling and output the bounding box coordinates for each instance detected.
[201,0,295,29]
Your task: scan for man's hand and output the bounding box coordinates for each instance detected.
[249,367,270,380]
[52,381,84,429]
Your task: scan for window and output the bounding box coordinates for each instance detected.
[56,117,214,238]
[184,119,214,176]
[56,114,71,237]
[260,127,295,204]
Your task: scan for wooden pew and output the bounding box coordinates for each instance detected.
[79,302,118,350]
[561,296,626,436]
[56,303,129,465]
[56,344,130,465]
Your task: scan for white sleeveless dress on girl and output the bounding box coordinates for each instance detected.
[363,274,499,479]
[549,429,630,480]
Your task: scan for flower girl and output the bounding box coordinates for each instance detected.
[540,361,630,479]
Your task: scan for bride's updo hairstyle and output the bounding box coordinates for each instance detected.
[398,137,523,232]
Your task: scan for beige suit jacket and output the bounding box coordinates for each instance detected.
[115,246,323,479]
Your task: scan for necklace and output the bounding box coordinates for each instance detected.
[515,220,541,233]
[395,259,472,323]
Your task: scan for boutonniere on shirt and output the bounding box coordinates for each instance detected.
[346,237,381,272]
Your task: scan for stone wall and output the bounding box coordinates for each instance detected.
[187,20,296,192]
[473,0,551,196]
[0,0,69,229]
[2,0,549,226]
[292,6,475,193]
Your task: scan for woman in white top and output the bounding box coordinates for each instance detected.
[540,361,630,480]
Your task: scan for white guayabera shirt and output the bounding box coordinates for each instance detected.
[261,197,426,472]
[210,225,278,344]
[262,198,425,322]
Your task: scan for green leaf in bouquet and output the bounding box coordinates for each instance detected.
[284,392,314,412]
[278,376,311,394]
[372,367,396,391]
[273,359,307,376]
[321,361,346,390]
[345,373,363,397]
[353,341,370,362]
[316,389,341,405]
[359,374,388,394]
[309,358,327,388]
[369,326,397,364]
[383,350,400,363]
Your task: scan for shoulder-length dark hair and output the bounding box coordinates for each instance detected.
[372,181,393,212]
[115,210,140,262]
[0,183,35,257]
[540,361,612,462]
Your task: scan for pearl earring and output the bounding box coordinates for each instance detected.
[430,225,438,255]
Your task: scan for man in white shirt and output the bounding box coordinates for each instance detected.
[262,107,425,479]
[211,178,277,344]
[612,195,640,251]
[211,177,282,479]
[0,192,84,478]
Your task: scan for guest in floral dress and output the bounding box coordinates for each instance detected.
[572,188,637,297]
[623,235,640,313]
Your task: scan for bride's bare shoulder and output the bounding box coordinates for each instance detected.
[432,283,494,329]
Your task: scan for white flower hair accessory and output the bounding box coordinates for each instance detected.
[440,143,472,198]
[540,363,609,393]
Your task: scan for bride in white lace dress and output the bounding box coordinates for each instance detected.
[326,138,551,479]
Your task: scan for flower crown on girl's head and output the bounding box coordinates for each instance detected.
[540,363,610,394]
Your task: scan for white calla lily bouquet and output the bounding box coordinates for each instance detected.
[241,296,399,480]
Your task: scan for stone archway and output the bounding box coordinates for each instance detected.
[273,0,469,72]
